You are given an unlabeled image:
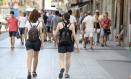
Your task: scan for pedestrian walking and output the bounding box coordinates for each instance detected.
[100,12,111,47]
[54,12,80,79]
[46,12,53,42]
[82,11,95,49]
[68,10,77,33]
[115,26,125,46]
[94,10,101,45]
[6,11,18,49]
[18,12,27,45]
[38,10,46,47]
[52,11,62,46]
[25,9,43,79]
[42,10,48,42]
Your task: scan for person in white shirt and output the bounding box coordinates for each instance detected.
[68,10,77,33]
[18,12,27,45]
[25,9,43,79]
[68,10,79,49]
[82,11,95,49]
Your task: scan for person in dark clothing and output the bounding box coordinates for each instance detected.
[94,10,101,44]
[54,13,80,79]
[43,12,47,25]
[42,10,48,41]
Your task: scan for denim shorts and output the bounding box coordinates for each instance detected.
[84,32,94,38]
[19,27,25,35]
[58,44,74,53]
[25,39,41,51]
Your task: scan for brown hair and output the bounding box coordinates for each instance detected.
[29,9,41,23]
[63,13,70,23]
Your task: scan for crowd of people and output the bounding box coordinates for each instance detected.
[5,8,126,79]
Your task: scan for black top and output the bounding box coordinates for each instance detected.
[43,15,48,25]
[96,22,100,29]
[59,22,73,46]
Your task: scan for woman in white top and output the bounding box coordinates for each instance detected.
[25,9,43,79]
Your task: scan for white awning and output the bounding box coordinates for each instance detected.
[25,7,34,11]
[45,6,57,11]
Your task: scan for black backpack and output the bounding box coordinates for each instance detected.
[59,22,72,45]
[28,21,40,42]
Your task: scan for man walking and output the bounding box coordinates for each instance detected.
[82,11,95,49]
[6,11,18,49]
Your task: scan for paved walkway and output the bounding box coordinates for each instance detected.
[0,33,130,79]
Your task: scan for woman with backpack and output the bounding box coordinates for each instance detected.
[25,9,43,79]
[54,13,80,79]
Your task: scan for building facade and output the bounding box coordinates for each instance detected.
[63,0,130,47]
[112,0,130,47]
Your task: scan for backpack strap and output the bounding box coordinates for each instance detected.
[29,21,40,28]
[29,21,33,27]
[62,22,71,29]
[36,21,40,28]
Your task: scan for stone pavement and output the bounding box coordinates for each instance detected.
[0,33,131,79]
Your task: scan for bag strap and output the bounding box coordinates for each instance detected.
[29,21,40,28]
[36,21,40,27]
[62,22,71,29]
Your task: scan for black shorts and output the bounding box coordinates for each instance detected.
[104,29,111,36]
[19,27,25,35]
[9,31,17,37]
[58,44,74,53]
[25,39,41,51]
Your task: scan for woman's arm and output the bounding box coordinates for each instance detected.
[24,21,29,41]
[24,27,28,41]
[72,24,79,48]
[39,22,44,44]
[54,22,60,37]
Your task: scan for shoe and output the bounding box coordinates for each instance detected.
[104,44,107,47]
[27,73,31,79]
[101,44,104,47]
[59,68,65,79]
[84,46,86,49]
[21,41,24,45]
[90,47,94,50]
[11,46,15,50]
[65,74,70,78]
[44,39,47,42]
[32,72,37,77]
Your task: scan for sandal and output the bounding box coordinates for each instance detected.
[32,72,37,77]
[27,72,31,79]
[65,74,70,78]
[59,68,65,79]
